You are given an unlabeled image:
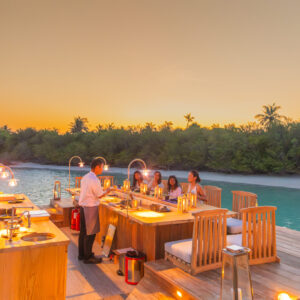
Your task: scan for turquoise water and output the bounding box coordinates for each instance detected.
[1,168,299,231]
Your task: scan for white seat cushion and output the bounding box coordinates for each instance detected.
[227,218,243,234]
[227,234,242,246]
[165,239,193,263]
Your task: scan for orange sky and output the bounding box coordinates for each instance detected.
[0,0,299,132]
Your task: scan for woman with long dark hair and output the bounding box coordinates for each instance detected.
[167,175,182,199]
[187,170,207,202]
[132,170,144,191]
[148,171,164,191]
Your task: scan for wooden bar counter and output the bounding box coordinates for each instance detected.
[0,194,69,300]
[97,191,234,261]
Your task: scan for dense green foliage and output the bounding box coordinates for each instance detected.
[0,119,299,174]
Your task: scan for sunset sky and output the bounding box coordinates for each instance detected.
[1,0,299,132]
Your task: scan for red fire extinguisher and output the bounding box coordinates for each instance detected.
[71,208,79,230]
[75,210,80,231]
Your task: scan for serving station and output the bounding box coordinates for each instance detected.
[97,189,235,261]
[0,194,69,300]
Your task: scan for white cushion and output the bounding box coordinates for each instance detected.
[227,218,243,234]
[227,234,242,246]
[165,239,193,263]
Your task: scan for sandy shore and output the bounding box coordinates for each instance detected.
[10,162,300,190]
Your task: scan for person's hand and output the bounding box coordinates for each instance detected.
[105,187,111,194]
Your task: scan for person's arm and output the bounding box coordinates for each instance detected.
[197,184,207,201]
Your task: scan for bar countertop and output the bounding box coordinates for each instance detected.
[101,192,235,226]
[0,194,69,253]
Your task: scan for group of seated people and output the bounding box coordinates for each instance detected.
[132,169,207,202]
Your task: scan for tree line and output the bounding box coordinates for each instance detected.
[0,104,299,174]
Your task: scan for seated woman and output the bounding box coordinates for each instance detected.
[187,170,207,203]
[148,171,164,192]
[167,175,182,199]
[132,170,144,191]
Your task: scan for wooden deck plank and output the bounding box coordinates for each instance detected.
[61,227,134,300]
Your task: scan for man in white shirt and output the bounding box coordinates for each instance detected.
[78,158,110,264]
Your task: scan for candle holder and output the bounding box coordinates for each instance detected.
[140,183,148,194]
[154,186,163,198]
[220,246,253,300]
[190,193,197,208]
[177,196,183,214]
[104,178,111,189]
[123,180,131,192]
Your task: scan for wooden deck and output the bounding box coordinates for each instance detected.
[63,225,300,299]
[62,227,134,300]
[128,226,300,300]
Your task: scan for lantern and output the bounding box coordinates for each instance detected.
[123,180,131,191]
[104,178,111,189]
[53,180,61,200]
[221,246,253,300]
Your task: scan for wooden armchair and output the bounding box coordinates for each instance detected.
[98,176,114,187]
[75,177,82,188]
[165,208,228,275]
[161,180,168,194]
[232,191,257,219]
[227,206,280,265]
[203,185,222,207]
[227,191,258,234]
[180,182,189,194]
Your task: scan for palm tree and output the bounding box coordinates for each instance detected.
[69,116,89,133]
[255,103,285,128]
[144,122,156,130]
[160,121,173,130]
[184,113,195,128]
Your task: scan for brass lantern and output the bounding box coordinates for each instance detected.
[221,246,253,300]
[53,180,61,201]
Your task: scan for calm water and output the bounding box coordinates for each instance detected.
[1,167,299,231]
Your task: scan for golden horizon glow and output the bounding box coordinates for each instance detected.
[1,0,300,131]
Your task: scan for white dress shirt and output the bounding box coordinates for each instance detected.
[79,171,104,207]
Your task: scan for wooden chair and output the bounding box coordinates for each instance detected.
[165,208,228,275]
[180,182,189,194]
[161,180,168,194]
[227,206,280,265]
[75,177,82,188]
[98,176,114,187]
[203,185,222,207]
[232,191,257,219]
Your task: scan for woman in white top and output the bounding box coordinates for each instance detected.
[148,171,164,192]
[187,170,207,202]
[167,175,182,199]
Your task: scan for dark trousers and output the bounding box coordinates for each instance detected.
[78,207,96,260]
